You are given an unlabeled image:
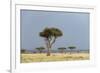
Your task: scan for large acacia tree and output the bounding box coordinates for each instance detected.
[39,27,63,56]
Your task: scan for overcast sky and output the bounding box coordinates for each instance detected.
[20,10,89,50]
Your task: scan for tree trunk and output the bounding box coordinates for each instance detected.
[40,51,42,53]
[45,38,52,56]
[47,46,51,56]
[47,48,50,56]
[70,49,72,54]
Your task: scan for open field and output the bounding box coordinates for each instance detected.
[21,53,89,63]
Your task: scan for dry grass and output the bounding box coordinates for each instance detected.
[21,53,89,63]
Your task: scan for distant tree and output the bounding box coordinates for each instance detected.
[36,47,45,53]
[58,47,66,53]
[68,46,76,54]
[21,49,26,53]
[39,27,63,56]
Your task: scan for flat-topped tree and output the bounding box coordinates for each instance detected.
[21,49,26,53]
[39,27,63,56]
[58,47,66,53]
[36,47,45,53]
[68,46,76,54]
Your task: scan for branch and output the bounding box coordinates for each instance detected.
[50,37,57,48]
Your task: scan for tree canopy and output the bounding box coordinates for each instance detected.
[68,46,76,50]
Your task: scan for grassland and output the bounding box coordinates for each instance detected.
[21,53,89,63]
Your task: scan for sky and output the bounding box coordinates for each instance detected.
[20,10,90,51]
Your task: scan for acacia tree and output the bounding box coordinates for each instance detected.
[21,49,26,53]
[36,47,45,53]
[68,46,76,54]
[39,27,63,56]
[58,47,66,53]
